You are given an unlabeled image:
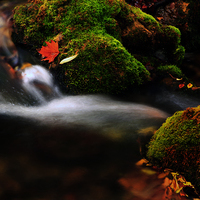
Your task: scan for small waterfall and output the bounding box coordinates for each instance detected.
[19,65,62,104]
[0,61,62,105]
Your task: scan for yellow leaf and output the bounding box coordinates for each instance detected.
[171,178,180,192]
[187,83,193,88]
[59,54,78,64]
[141,168,156,175]
[176,187,184,194]
[53,33,63,42]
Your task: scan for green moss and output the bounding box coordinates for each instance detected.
[173,45,185,65]
[116,3,184,59]
[154,25,181,51]
[13,0,185,94]
[166,25,181,45]
[59,33,150,93]
[104,17,122,42]
[133,6,159,27]
[147,106,200,194]
[157,65,183,78]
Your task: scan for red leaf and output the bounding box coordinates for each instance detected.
[179,83,185,88]
[38,40,60,63]
[142,5,147,9]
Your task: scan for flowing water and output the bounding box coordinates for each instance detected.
[0,60,199,199]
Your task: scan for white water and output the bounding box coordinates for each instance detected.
[0,64,199,139]
[20,65,62,103]
[0,63,172,139]
[0,94,169,135]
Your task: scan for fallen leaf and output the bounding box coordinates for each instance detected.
[53,33,63,42]
[179,83,185,88]
[135,159,148,166]
[157,17,163,21]
[158,171,169,179]
[142,5,147,9]
[162,177,172,188]
[182,2,189,13]
[187,83,193,88]
[141,168,156,175]
[38,40,60,63]
[60,54,78,64]
[20,62,32,70]
[192,87,200,90]
[171,178,180,192]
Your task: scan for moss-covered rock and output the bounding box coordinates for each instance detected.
[147,106,200,194]
[13,0,185,94]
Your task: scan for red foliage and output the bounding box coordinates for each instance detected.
[38,40,60,63]
[179,83,185,88]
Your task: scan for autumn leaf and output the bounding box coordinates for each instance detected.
[182,2,189,13]
[53,33,63,42]
[142,5,147,9]
[135,159,149,166]
[38,40,60,63]
[179,83,185,88]
[157,17,163,21]
[192,87,200,90]
[187,83,193,88]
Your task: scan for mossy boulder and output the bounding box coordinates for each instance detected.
[13,0,184,94]
[147,106,200,194]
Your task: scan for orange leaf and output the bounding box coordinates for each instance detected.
[135,159,148,166]
[53,33,63,42]
[158,172,169,179]
[38,40,60,63]
[162,177,172,188]
[157,17,163,21]
[192,87,200,90]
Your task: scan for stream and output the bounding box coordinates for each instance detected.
[0,60,199,199]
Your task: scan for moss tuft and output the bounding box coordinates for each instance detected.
[157,65,183,78]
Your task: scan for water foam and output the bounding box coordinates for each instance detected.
[0,94,170,138]
[20,65,62,103]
